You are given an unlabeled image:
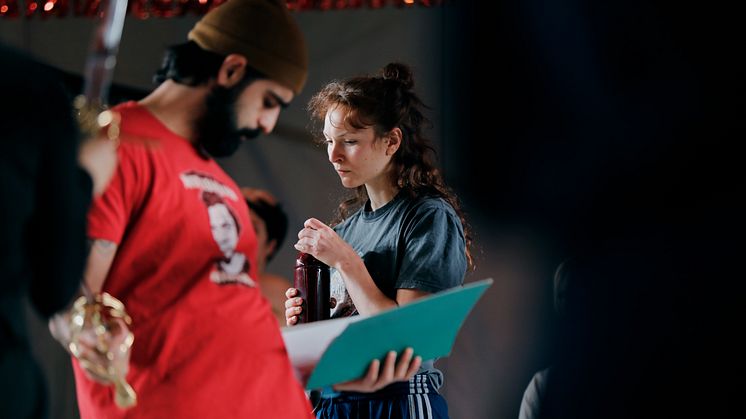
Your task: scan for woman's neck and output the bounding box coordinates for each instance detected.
[365,182,400,211]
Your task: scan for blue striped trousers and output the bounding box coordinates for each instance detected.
[315,374,449,419]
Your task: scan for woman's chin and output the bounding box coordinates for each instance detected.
[339,178,360,189]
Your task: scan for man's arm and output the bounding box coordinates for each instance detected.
[48,239,118,349]
[84,239,118,294]
[48,238,134,387]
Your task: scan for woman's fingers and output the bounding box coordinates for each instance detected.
[284,291,303,326]
[285,306,300,326]
[375,351,397,387]
[363,359,381,386]
[285,305,302,324]
[394,347,415,378]
[295,227,319,253]
[303,218,327,230]
[405,355,423,379]
[284,291,303,327]
[331,348,421,393]
[284,296,302,309]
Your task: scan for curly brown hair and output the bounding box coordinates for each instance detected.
[307,62,473,270]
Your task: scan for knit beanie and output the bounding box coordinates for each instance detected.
[188,0,308,94]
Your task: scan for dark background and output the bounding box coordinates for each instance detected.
[442,1,744,418]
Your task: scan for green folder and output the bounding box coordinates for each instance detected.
[282,278,493,390]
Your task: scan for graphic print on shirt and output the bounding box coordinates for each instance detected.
[329,269,357,318]
[180,171,256,288]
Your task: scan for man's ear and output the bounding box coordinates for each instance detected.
[385,127,403,156]
[217,54,248,88]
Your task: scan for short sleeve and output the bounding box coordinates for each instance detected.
[396,201,467,293]
[87,141,150,244]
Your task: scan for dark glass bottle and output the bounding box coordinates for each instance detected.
[293,252,330,323]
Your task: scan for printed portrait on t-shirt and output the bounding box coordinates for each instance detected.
[207,199,240,263]
[179,171,257,287]
[329,269,357,318]
[201,190,255,287]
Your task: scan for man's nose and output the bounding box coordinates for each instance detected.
[259,108,282,134]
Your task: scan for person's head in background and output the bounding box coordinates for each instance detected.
[151,0,307,158]
[241,188,288,272]
[552,259,573,318]
[307,62,473,269]
[551,256,608,345]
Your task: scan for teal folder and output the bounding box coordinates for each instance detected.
[281,278,493,390]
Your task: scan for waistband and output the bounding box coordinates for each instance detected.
[320,374,437,400]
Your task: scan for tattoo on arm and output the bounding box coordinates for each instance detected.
[90,239,116,254]
[84,239,118,294]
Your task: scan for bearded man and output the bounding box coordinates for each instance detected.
[49,1,314,417]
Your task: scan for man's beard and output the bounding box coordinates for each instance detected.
[193,84,262,158]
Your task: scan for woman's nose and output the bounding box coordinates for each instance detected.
[328,143,343,162]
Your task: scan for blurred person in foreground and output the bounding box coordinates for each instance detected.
[1,41,116,418]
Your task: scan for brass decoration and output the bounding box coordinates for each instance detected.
[68,292,137,408]
[73,95,121,146]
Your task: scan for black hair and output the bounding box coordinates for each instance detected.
[246,198,288,262]
[153,41,266,86]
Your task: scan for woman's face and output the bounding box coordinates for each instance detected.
[323,107,394,190]
[208,203,238,257]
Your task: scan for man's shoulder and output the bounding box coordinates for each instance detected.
[111,104,179,156]
[113,102,173,147]
[112,101,142,123]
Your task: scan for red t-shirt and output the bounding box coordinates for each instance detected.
[74,102,312,418]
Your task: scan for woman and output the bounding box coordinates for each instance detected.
[285,63,473,419]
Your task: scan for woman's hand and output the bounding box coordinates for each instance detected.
[284,287,303,326]
[295,218,396,316]
[333,348,422,393]
[294,218,357,269]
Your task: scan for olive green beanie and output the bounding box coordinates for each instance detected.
[188,0,308,94]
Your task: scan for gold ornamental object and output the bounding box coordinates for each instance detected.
[73,95,121,145]
[68,292,137,408]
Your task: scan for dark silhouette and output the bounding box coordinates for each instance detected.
[0,42,92,419]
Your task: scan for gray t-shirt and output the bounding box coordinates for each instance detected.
[330,192,467,390]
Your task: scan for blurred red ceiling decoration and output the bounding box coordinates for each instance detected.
[0,0,444,19]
